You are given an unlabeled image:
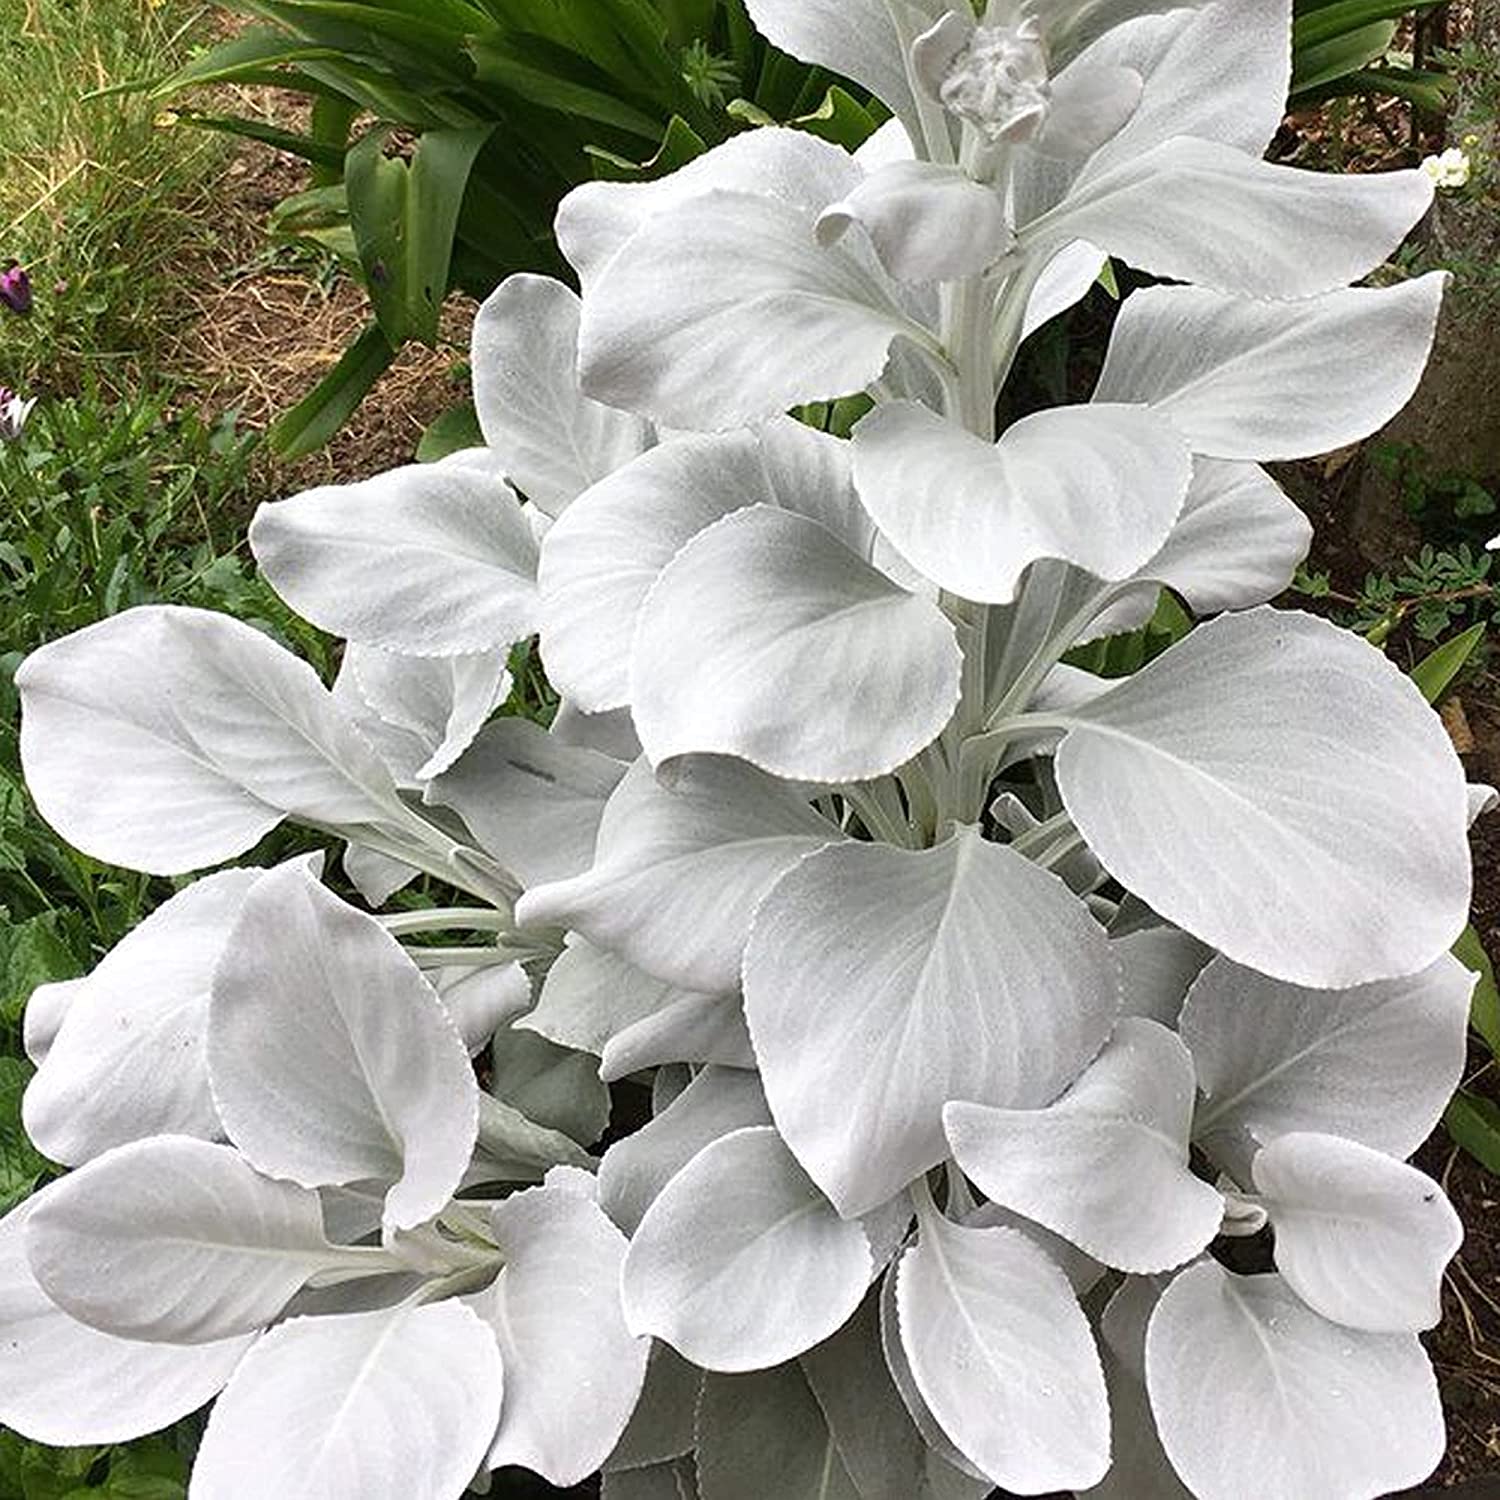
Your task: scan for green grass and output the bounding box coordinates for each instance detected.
[0,0,233,395]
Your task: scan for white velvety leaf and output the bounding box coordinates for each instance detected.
[553,700,641,761]
[21,977,80,1067]
[1181,953,1474,1171]
[579,185,929,431]
[428,717,625,888]
[1110,926,1210,1025]
[746,827,1118,1218]
[601,990,755,1080]
[209,864,478,1231]
[623,1126,871,1371]
[191,1300,502,1500]
[697,1363,861,1500]
[1029,138,1432,298]
[472,1184,649,1485]
[26,1136,369,1343]
[539,419,870,712]
[632,505,961,782]
[598,1067,771,1235]
[433,961,532,1055]
[489,1024,610,1145]
[801,1289,992,1500]
[521,937,714,1057]
[1127,459,1311,614]
[1470,782,1500,826]
[742,0,944,144]
[341,644,512,784]
[896,1213,1110,1491]
[16,606,402,875]
[517,756,838,993]
[1145,1261,1445,1500]
[945,1019,1223,1273]
[472,274,652,516]
[816,161,1013,282]
[965,1201,1107,1300]
[342,841,418,905]
[23,867,258,1166]
[1022,238,1106,338]
[1054,0,1289,169]
[0,1196,251,1446]
[878,1263,990,1485]
[1093,275,1447,460]
[559,127,872,293]
[250,462,540,655]
[1052,607,1470,987]
[1032,61,1144,159]
[1253,1132,1463,1332]
[851,400,1190,604]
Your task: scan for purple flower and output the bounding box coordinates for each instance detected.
[0,264,32,315]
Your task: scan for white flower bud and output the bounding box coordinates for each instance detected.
[938,20,1053,144]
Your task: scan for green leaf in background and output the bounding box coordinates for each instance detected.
[347,124,495,347]
[587,113,708,181]
[1291,19,1396,93]
[1447,1091,1500,1176]
[1411,621,1487,704]
[1455,924,1500,1058]
[416,400,483,462]
[0,913,78,1030]
[1292,0,1449,51]
[267,319,398,459]
[0,1056,49,1212]
[785,84,882,150]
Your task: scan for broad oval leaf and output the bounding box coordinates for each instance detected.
[1145,1261,1445,1500]
[817,161,1013,282]
[428,716,626,889]
[23,867,259,1166]
[337,643,512,785]
[1092,276,1447,461]
[539,417,873,714]
[850,401,1190,604]
[0,1196,252,1446]
[744,827,1119,1217]
[208,864,478,1232]
[597,1066,772,1236]
[1253,1132,1462,1333]
[1125,459,1313,615]
[623,1126,871,1372]
[741,0,944,146]
[190,1300,503,1500]
[25,1136,367,1344]
[1181,952,1474,1172]
[250,461,540,656]
[1028,139,1432,299]
[896,1213,1110,1492]
[471,1183,649,1486]
[517,756,838,994]
[579,184,928,431]
[16,606,402,875]
[631,505,961,782]
[944,1018,1223,1273]
[1052,607,1470,986]
[472,273,652,517]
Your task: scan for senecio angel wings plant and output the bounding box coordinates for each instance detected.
[3,0,1489,1497]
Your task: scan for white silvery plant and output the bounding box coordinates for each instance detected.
[2,0,1489,1496]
